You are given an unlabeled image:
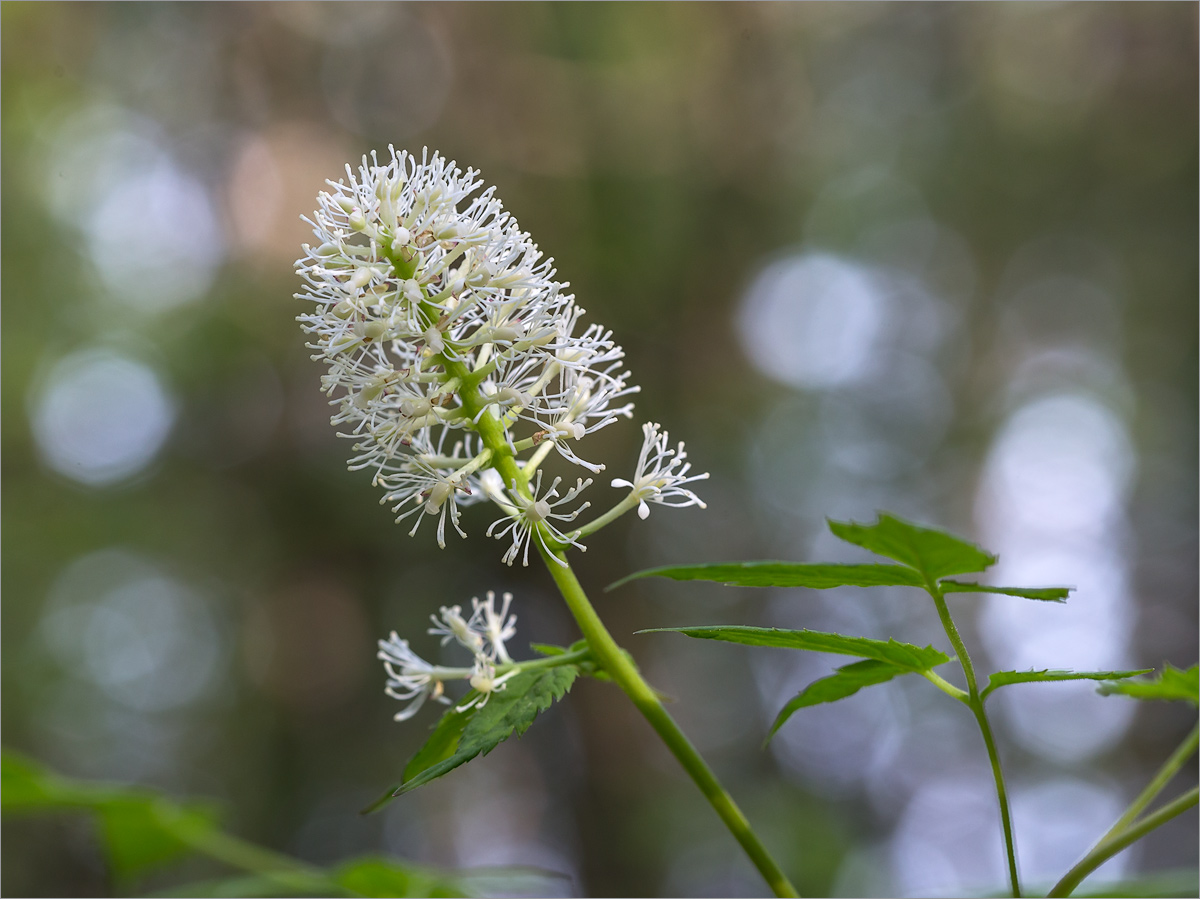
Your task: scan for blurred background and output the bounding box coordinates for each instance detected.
[2,3,1196,896]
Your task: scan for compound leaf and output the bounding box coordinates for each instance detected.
[768,659,909,740]
[828,513,996,580]
[982,668,1152,700]
[940,580,1071,603]
[642,626,950,671]
[1097,664,1199,705]
[609,562,923,591]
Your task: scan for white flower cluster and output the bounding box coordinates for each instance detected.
[297,147,705,564]
[378,591,519,720]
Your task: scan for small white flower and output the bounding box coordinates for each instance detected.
[611,422,709,520]
[379,461,472,548]
[487,470,592,567]
[470,590,517,663]
[377,632,451,721]
[428,605,485,654]
[456,656,520,712]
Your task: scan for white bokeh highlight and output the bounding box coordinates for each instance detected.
[737,253,887,389]
[30,348,176,486]
[975,390,1139,761]
[40,549,225,713]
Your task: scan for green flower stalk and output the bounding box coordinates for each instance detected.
[297,147,795,897]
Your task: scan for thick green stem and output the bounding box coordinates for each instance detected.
[539,546,799,898]
[444,361,797,896]
[929,585,1022,898]
[1106,722,1198,838]
[1044,721,1199,898]
[1046,787,1199,898]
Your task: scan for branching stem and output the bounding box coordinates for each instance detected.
[927,582,1021,898]
[1045,722,1199,898]
[448,367,799,898]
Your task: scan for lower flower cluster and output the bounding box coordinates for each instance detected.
[377,591,519,720]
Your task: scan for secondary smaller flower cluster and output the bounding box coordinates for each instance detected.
[377,591,519,720]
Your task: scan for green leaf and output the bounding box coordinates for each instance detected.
[403,700,476,785]
[1097,664,1199,704]
[529,643,568,656]
[2,749,220,882]
[0,751,60,808]
[828,513,996,580]
[608,561,924,591]
[98,797,219,882]
[982,668,1152,700]
[642,626,950,671]
[939,580,1071,603]
[391,667,578,799]
[768,659,909,740]
[335,857,462,898]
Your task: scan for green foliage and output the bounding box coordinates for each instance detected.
[370,666,579,810]
[826,513,996,581]
[767,659,911,740]
[644,627,950,740]
[939,580,1072,603]
[617,514,1070,606]
[2,749,496,897]
[1098,664,1199,705]
[334,858,461,898]
[982,669,1152,700]
[3,749,220,882]
[609,562,924,591]
[643,625,950,670]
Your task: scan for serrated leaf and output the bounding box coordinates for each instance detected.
[1097,664,1199,704]
[768,659,908,740]
[403,699,475,785]
[828,513,996,580]
[982,668,1152,700]
[940,580,1071,603]
[608,561,924,591]
[642,626,950,671]
[392,667,578,798]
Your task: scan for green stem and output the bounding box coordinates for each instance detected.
[575,493,642,539]
[422,646,593,682]
[1106,722,1199,838]
[538,545,799,898]
[178,823,335,893]
[446,368,797,897]
[1043,721,1199,898]
[921,669,970,702]
[929,584,1022,898]
[1046,787,1199,898]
